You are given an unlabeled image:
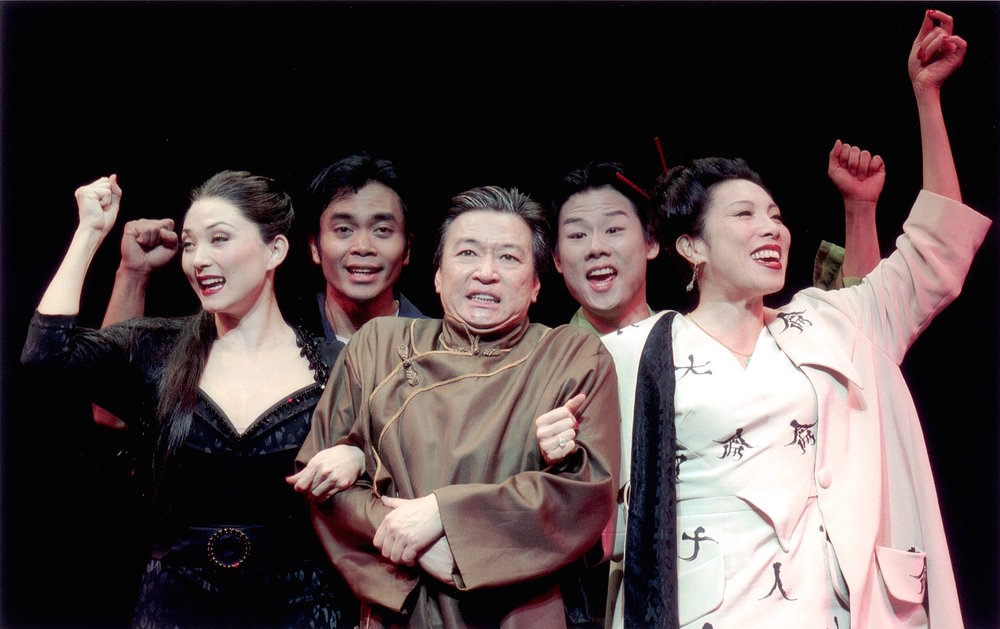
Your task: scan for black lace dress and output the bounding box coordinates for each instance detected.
[21,312,356,628]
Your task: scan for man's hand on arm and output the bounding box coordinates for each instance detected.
[374,494,444,566]
[286,444,365,501]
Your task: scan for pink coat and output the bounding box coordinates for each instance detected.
[763,190,991,627]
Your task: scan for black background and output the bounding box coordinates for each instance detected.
[2,1,997,626]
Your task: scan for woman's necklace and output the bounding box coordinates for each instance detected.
[686,314,755,367]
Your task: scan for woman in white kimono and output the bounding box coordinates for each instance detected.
[543,8,990,628]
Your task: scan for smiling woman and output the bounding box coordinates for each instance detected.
[600,10,993,628]
[181,197,285,320]
[19,171,357,627]
[676,166,791,329]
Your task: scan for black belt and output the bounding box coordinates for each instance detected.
[155,525,321,572]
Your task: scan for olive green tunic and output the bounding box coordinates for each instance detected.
[296,315,621,628]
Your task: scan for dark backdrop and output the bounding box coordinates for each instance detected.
[2,1,997,627]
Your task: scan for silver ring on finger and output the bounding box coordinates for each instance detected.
[558,436,567,448]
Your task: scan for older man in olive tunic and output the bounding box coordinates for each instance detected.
[295,186,620,628]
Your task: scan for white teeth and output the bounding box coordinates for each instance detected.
[199,277,224,288]
[751,250,779,261]
[588,267,615,278]
[348,268,377,275]
[471,294,499,303]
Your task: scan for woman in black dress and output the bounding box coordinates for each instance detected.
[22,171,356,628]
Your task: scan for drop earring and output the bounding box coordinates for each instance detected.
[685,263,700,293]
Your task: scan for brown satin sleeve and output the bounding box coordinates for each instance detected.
[294,341,364,471]
[297,333,421,610]
[435,334,621,591]
[310,485,418,611]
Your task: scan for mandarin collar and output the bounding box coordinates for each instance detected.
[438,314,531,356]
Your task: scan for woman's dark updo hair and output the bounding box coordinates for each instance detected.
[652,157,769,279]
[191,170,294,243]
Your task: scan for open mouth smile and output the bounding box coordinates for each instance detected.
[586,266,617,290]
[750,246,782,269]
[197,275,225,295]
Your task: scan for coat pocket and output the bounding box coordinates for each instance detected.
[874,545,927,606]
